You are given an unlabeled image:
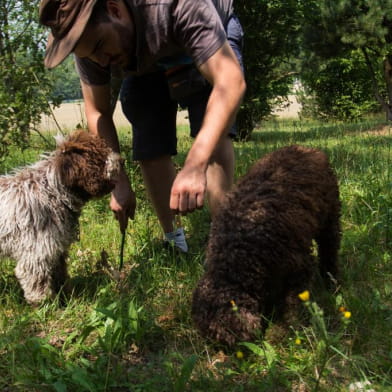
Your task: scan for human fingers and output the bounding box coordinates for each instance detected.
[110,198,132,232]
[178,192,189,214]
[170,189,204,215]
[179,192,204,215]
[187,192,197,213]
[170,190,180,214]
[196,191,204,210]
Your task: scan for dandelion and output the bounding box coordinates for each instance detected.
[343,311,351,319]
[230,300,238,312]
[236,350,244,359]
[295,337,302,345]
[298,290,310,302]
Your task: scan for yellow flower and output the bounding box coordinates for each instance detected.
[230,300,238,312]
[298,290,310,302]
[338,306,346,313]
[236,351,244,359]
[343,311,351,319]
[295,338,302,345]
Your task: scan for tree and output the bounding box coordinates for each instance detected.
[235,0,304,139]
[0,0,61,159]
[299,50,381,120]
[300,0,392,120]
[49,57,82,102]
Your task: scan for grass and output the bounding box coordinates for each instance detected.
[0,116,392,391]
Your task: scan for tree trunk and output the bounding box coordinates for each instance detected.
[362,48,392,121]
[383,56,392,121]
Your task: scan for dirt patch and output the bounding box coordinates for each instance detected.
[365,124,392,136]
[271,95,302,119]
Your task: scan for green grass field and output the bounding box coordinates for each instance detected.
[0,116,391,391]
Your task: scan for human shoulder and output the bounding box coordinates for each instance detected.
[171,0,229,66]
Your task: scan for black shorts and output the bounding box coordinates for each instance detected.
[120,15,244,161]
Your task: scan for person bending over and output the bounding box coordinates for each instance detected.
[39,0,245,252]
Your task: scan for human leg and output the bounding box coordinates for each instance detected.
[139,155,177,234]
[206,136,235,217]
[120,71,188,251]
[186,97,235,216]
[184,88,236,217]
[139,156,188,252]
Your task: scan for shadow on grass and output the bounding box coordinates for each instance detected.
[0,269,25,306]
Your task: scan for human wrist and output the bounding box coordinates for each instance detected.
[115,165,132,188]
[184,141,210,172]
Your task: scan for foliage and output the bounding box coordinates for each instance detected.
[300,0,392,120]
[1,118,392,390]
[49,56,82,102]
[235,0,303,139]
[299,50,381,120]
[0,0,62,160]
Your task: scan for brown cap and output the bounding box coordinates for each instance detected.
[39,0,98,69]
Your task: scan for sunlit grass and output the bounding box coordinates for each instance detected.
[0,116,391,391]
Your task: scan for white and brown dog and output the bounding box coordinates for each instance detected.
[0,130,122,304]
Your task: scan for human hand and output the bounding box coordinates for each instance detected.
[169,164,207,215]
[110,171,136,232]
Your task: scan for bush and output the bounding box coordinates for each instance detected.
[300,50,382,120]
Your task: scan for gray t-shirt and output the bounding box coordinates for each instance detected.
[76,0,234,85]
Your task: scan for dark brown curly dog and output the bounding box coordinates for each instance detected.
[192,145,341,345]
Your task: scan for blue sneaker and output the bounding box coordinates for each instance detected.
[164,227,188,253]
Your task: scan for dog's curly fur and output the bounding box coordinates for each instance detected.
[192,145,341,346]
[0,130,121,304]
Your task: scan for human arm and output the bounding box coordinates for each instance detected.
[81,80,136,231]
[169,41,246,213]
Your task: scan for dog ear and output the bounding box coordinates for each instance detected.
[55,132,95,188]
[55,147,85,188]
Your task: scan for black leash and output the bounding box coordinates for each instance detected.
[119,229,126,271]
